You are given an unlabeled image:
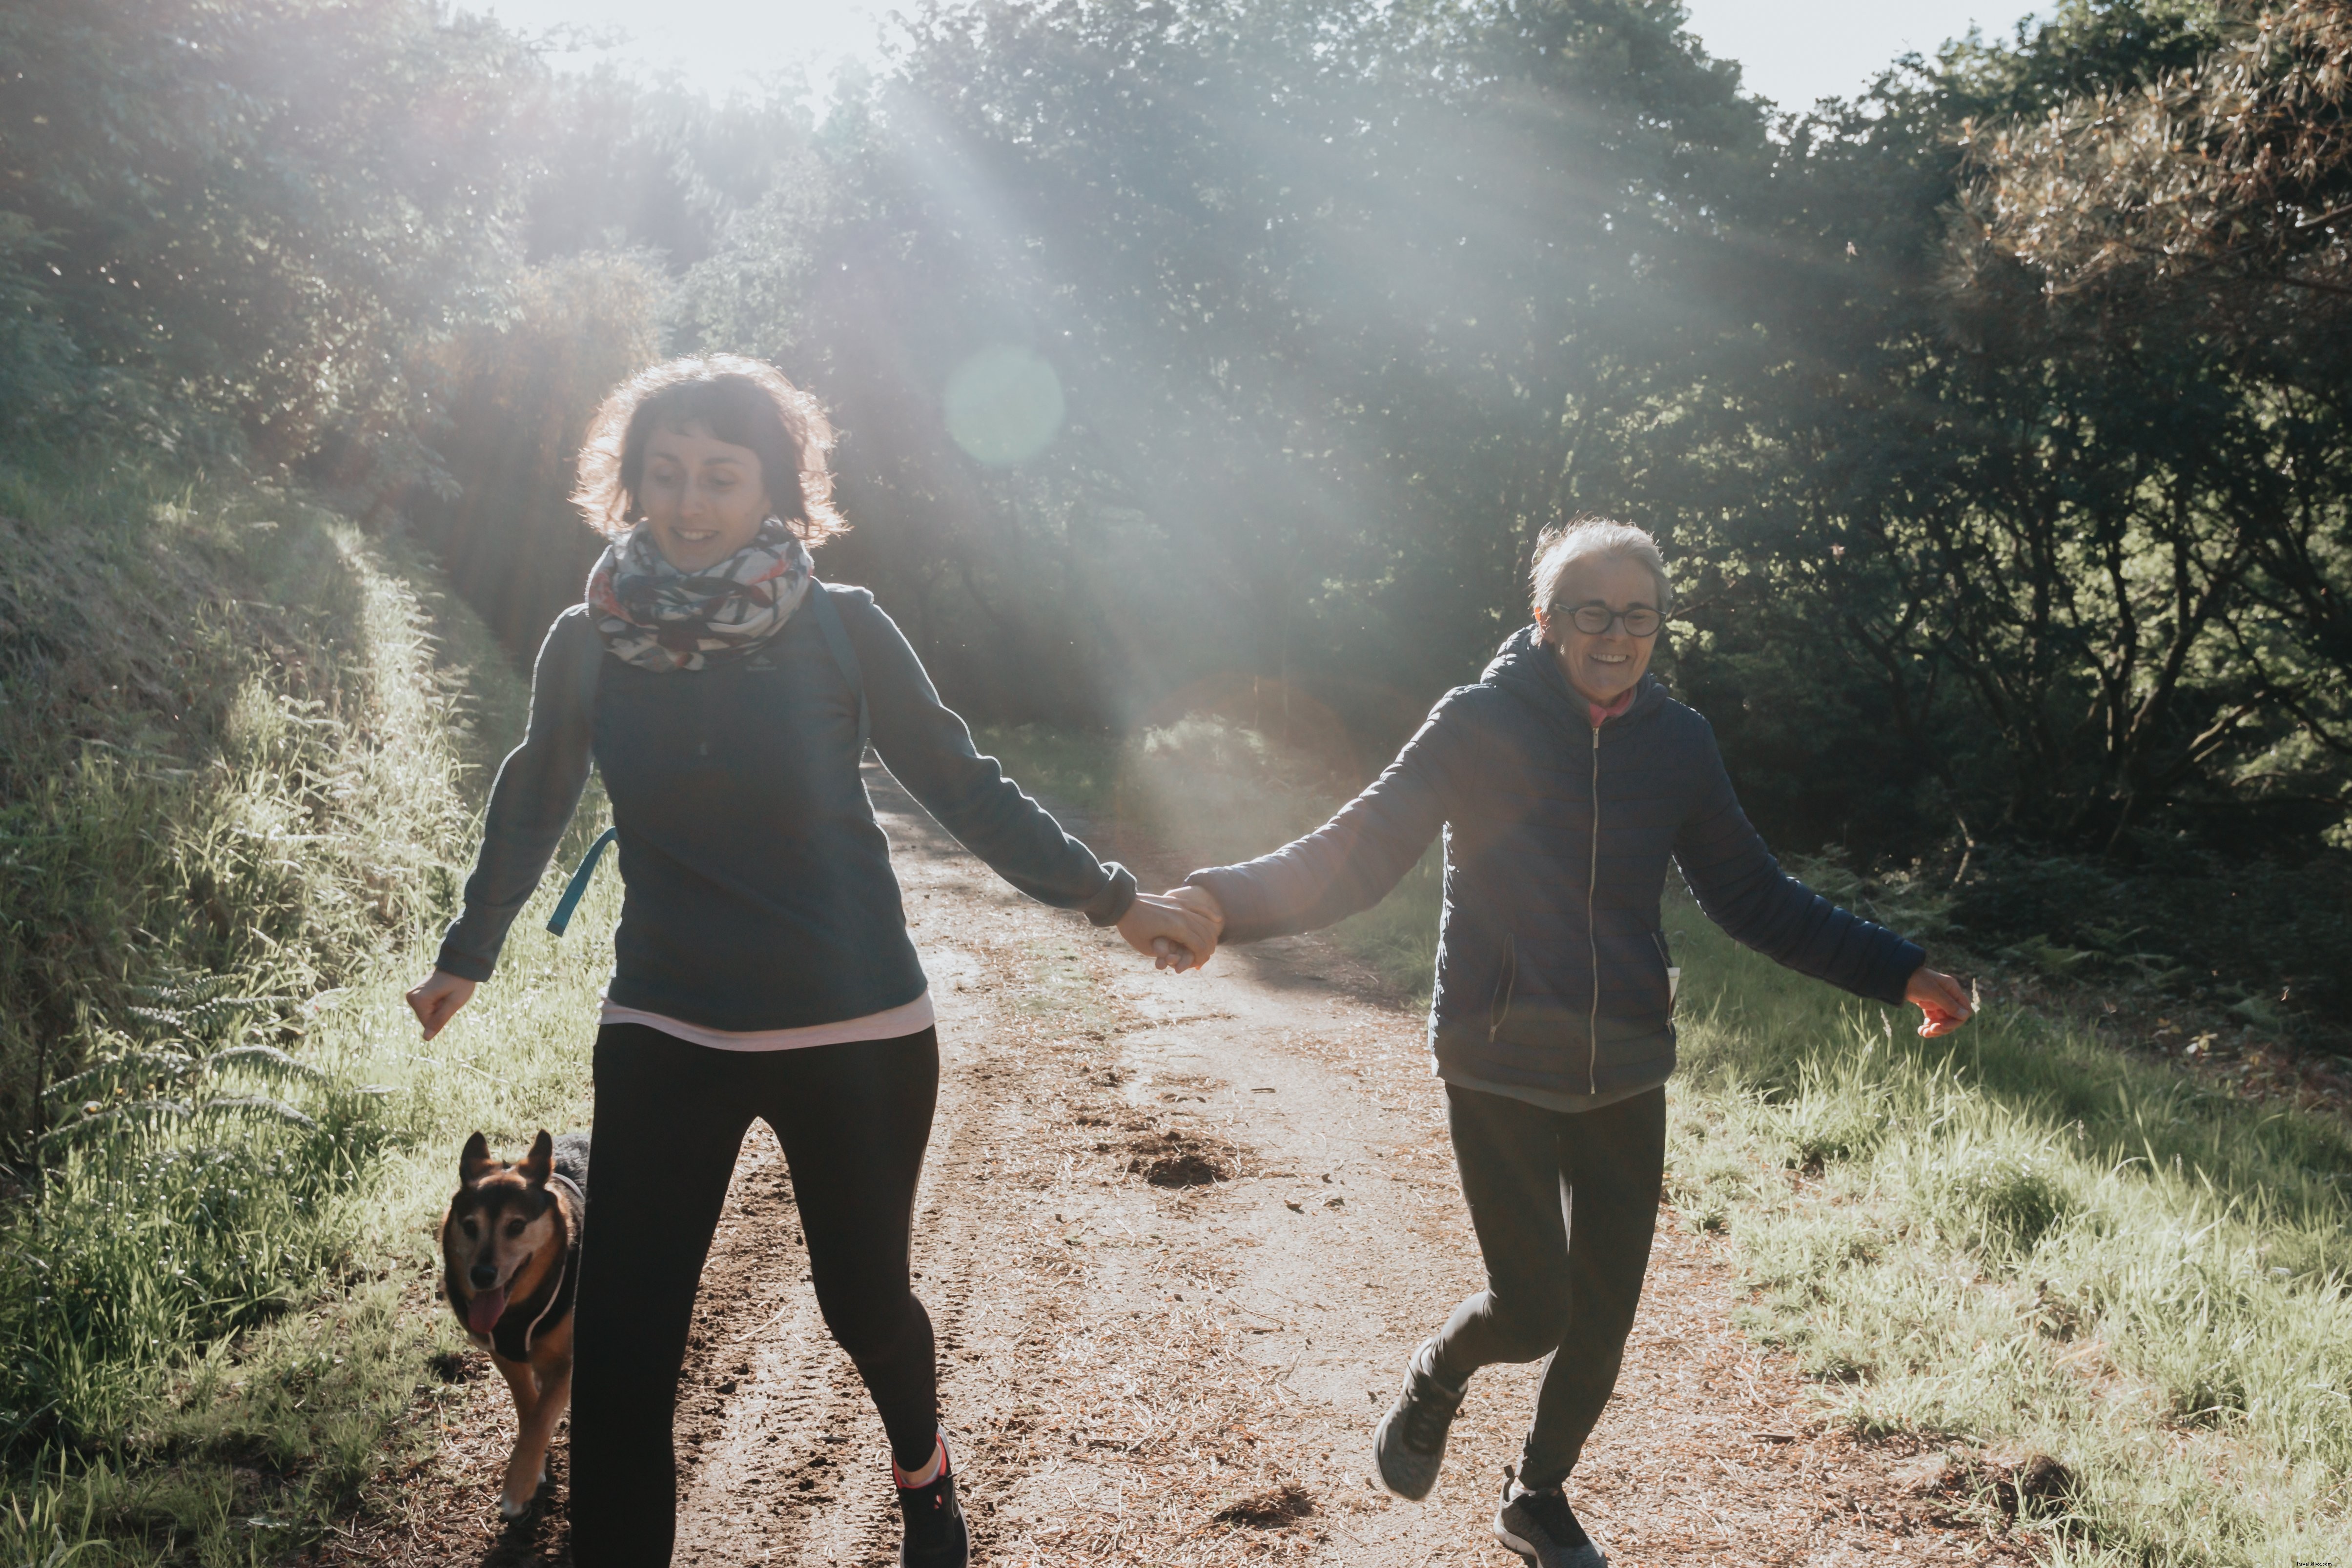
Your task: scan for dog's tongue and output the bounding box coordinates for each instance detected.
[467,1286,508,1335]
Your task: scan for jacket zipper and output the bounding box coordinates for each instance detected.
[1587,723,1602,1096]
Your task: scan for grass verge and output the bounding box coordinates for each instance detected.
[0,457,618,1565]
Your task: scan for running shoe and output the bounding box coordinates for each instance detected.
[1493,1469,1606,1568]
[896,1445,968,1568]
[1371,1339,1468,1500]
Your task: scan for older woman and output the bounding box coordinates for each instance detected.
[406,354,1212,1567]
[1164,520,1969,1568]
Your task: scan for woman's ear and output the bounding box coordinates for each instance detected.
[1532,606,1554,645]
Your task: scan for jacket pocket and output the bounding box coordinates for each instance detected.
[1651,929,1679,1011]
[1487,932,1518,1041]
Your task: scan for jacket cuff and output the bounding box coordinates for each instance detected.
[1084,862,1138,926]
[433,940,495,984]
[1871,937,1926,1005]
[1183,867,1260,942]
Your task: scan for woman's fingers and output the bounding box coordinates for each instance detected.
[1120,895,1220,972]
[1905,966,1973,1036]
[405,971,477,1041]
[1162,883,1225,931]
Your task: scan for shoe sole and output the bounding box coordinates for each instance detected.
[1370,1406,1440,1501]
[1493,1524,1539,1564]
[1491,1514,1605,1568]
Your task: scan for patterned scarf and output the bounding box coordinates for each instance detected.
[586,519,815,672]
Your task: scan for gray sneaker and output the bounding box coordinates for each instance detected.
[1493,1470,1606,1568]
[1371,1340,1467,1500]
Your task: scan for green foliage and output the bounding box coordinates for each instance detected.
[0,460,517,1151]
[0,0,545,471]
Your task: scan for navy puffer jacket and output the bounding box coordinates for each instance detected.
[1187,626,1924,1100]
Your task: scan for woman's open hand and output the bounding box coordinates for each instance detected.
[1117,888,1224,972]
[406,969,477,1040]
[1905,966,1973,1037]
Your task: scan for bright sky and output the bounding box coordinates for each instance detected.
[1678,0,2050,107]
[465,0,2047,112]
[463,0,908,103]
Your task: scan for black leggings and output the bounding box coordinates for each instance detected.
[568,1023,941,1567]
[1428,1081,1665,1490]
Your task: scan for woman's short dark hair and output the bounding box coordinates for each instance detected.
[572,354,848,542]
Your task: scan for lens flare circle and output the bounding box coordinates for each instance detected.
[943,346,1065,466]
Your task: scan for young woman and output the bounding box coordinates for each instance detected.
[406,355,1213,1567]
[1162,520,1971,1568]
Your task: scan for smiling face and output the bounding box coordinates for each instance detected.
[1534,555,1662,707]
[637,424,774,572]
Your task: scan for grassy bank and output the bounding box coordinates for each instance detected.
[979,718,2352,1567]
[0,460,618,1565]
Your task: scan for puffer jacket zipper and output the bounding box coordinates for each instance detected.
[1587,722,1602,1095]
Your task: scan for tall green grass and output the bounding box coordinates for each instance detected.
[1669,921,2352,1567]
[984,713,2352,1566]
[0,459,616,1564]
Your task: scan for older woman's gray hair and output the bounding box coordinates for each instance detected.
[1528,519,1672,614]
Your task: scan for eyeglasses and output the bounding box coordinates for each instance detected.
[1554,601,1662,638]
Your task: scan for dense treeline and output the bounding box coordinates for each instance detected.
[7,0,2350,1031]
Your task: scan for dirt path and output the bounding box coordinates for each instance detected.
[325,774,2033,1567]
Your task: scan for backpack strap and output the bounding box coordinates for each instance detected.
[809,579,870,755]
[575,606,607,716]
[548,586,866,938]
[546,827,615,936]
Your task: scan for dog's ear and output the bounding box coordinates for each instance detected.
[520,1129,554,1188]
[459,1131,496,1182]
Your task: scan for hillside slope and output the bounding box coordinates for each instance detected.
[0,459,613,1565]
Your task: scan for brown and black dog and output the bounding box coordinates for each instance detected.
[442,1128,589,1518]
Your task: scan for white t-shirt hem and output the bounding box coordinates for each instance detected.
[599,989,936,1052]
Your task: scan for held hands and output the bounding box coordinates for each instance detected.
[406,970,477,1040]
[1906,966,1974,1037]
[1115,887,1226,974]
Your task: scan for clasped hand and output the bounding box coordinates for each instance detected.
[1114,886,1226,973]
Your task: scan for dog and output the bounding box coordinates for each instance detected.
[442,1128,589,1518]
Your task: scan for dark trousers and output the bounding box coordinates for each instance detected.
[568,1023,941,1568]
[1427,1081,1666,1489]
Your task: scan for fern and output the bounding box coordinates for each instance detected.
[39,976,329,1151]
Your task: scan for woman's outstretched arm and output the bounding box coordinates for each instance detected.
[1176,690,1478,945]
[841,590,1213,964]
[1674,721,1969,1034]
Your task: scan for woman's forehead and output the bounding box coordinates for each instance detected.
[1557,556,1658,604]
[646,423,757,465]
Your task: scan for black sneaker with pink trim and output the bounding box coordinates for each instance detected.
[896,1455,968,1568]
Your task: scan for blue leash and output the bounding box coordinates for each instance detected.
[546,827,617,936]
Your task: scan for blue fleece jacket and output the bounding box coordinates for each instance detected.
[436,586,1137,1031]
[1187,626,1925,1101]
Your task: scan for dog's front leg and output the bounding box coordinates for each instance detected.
[490,1352,546,1518]
[503,1349,573,1521]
